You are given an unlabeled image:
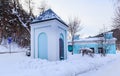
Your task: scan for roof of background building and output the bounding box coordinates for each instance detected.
[68,37,116,43]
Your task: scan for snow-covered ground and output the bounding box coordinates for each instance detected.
[0,44,120,76]
[0,43,28,53]
[79,52,120,76]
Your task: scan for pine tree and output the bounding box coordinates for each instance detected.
[0,0,34,47]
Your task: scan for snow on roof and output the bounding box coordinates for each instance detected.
[76,37,116,42]
[68,37,116,43]
[32,9,68,26]
[77,37,104,41]
[37,9,62,21]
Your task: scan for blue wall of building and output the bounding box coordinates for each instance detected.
[104,32,113,39]
[68,32,116,54]
[73,44,98,54]
[72,43,116,54]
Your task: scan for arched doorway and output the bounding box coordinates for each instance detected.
[38,32,48,59]
[59,34,64,60]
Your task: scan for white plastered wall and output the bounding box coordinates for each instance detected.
[31,20,68,61]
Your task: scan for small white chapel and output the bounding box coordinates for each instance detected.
[30,9,68,61]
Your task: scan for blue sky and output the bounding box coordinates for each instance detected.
[21,0,115,37]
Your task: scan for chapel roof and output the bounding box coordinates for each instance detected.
[31,9,68,27]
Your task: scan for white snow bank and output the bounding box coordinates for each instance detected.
[0,51,119,76]
[0,43,27,53]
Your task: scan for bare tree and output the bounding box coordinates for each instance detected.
[68,17,83,55]
[116,0,120,3]
[24,0,34,17]
[112,0,120,29]
[113,7,120,29]
[98,25,112,56]
[98,25,108,34]
[38,0,49,15]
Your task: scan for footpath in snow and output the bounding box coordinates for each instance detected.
[79,52,120,76]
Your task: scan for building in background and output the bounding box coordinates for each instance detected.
[95,29,120,51]
[68,32,117,54]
